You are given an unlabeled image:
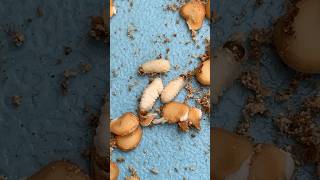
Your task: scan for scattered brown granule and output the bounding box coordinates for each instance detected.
[196,91,210,113]
[242,95,267,120]
[240,70,270,96]
[12,32,25,46]
[149,167,159,175]
[127,24,137,40]
[165,3,179,12]
[80,63,92,73]
[61,69,78,95]
[90,16,108,43]
[274,106,320,165]
[116,157,125,163]
[126,166,140,180]
[11,95,22,107]
[275,73,310,102]
[184,83,196,101]
[64,46,72,55]
[248,29,271,60]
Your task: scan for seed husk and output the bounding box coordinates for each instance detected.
[180,0,206,30]
[110,112,139,136]
[116,126,143,151]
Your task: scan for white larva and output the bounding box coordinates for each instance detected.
[161,76,186,103]
[139,78,163,114]
[139,59,170,74]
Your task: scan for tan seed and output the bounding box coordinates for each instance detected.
[196,60,210,86]
[110,112,139,136]
[180,0,206,30]
[116,126,143,151]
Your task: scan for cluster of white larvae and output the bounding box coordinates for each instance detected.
[108,57,209,179]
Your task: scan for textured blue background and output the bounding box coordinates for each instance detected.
[0,0,106,179]
[213,0,319,179]
[110,0,210,179]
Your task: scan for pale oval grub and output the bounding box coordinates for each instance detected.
[110,112,139,136]
[196,60,210,86]
[110,161,120,180]
[160,75,186,103]
[138,59,170,75]
[116,126,143,151]
[139,78,163,115]
[180,0,206,30]
[161,102,189,123]
[188,107,202,129]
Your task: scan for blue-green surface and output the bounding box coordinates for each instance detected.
[0,0,106,179]
[110,0,210,179]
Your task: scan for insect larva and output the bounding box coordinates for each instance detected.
[139,59,170,74]
[161,75,186,103]
[139,78,163,115]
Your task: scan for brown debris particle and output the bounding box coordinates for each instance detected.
[60,69,78,95]
[196,91,210,113]
[240,70,269,96]
[275,73,310,102]
[249,29,271,60]
[149,167,159,175]
[64,46,72,55]
[274,97,320,165]
[90,16,108,43]
[80,63,92,73]
[127,24,138,40]
[242,95,267,120]
[165,3,179,12]
[11,95,22,107]
[116,157,125,163]
[12,32,25,46]
[126,166,140,180]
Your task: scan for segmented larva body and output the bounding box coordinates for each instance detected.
[139,59,170,74]
[161,76,186,103]
[139,78,163,114]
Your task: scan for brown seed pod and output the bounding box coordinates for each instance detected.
[212,128,253,180]
[139,78,163,114]
[138,59,170,74]
[196,60,210,86]
[180,0,206,30]
[110,112,139,136]
[248,144,295,180]
[212,128,295,180]
[161,102,189,123]
[160,76,186,103]
[273,0,320,73]
[110,161,120,180]
[116,126,143,151]
[188,107,202,129]
[28,160,90,180]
